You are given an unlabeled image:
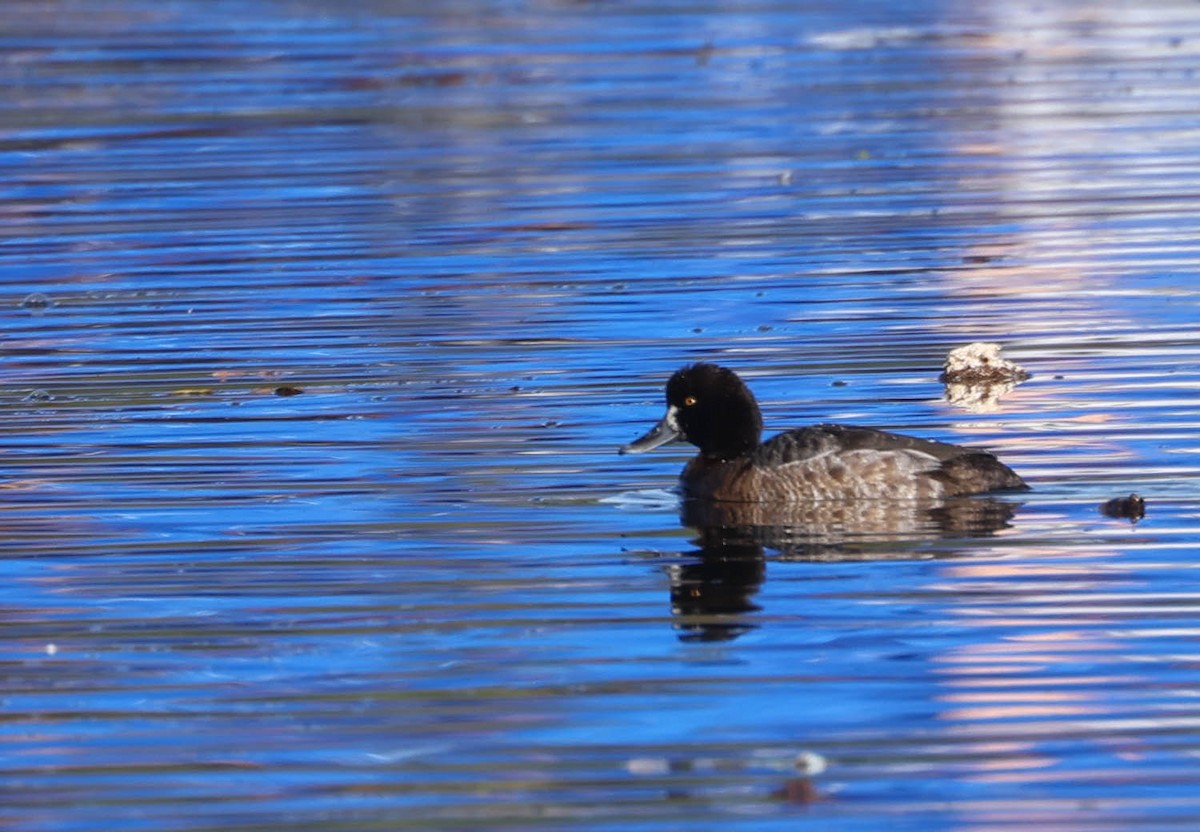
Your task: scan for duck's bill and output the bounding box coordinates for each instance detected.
[619,408,681,455]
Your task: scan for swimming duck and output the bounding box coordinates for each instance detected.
[620,363,1027,502]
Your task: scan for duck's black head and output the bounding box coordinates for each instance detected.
[620,363,763,461]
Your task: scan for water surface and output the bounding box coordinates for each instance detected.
[4,1,1200,829]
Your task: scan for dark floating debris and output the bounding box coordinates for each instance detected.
[941,342,1030,412]
[273,385,305,397]
[20,293,54,314]
[1101,493,1146,522]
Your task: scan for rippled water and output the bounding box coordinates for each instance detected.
[5,1,1200,829]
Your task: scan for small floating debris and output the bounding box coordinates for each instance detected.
[1101,493,1146,522]
[20,292,54,314]
[941,342,1029,412]
[273,385,305,397]
[794,750,827,776]
[625,747,827,804]
[625,756,671,776]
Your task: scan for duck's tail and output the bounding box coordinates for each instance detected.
[936,451,1029,496]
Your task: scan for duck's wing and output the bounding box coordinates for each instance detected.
[752,424,957,465]
[754,424,1027,494]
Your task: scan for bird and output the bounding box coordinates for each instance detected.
[620,363,1027,502]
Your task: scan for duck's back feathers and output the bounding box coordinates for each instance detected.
[750,424,969,467]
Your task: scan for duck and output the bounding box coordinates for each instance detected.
[619,363,1027,502]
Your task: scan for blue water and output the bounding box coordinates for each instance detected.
[5,1,1200,830]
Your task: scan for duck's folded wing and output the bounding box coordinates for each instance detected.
[753,424,961,465]
[754,424,1027,494]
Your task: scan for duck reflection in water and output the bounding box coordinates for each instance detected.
[669,497,1019,642]
[622,364,1027,642]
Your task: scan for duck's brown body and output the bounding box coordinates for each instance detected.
[680,424,1025,503]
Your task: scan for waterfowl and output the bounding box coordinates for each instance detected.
[620,363,1027,502]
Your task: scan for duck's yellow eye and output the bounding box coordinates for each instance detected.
[683,396,697,407]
